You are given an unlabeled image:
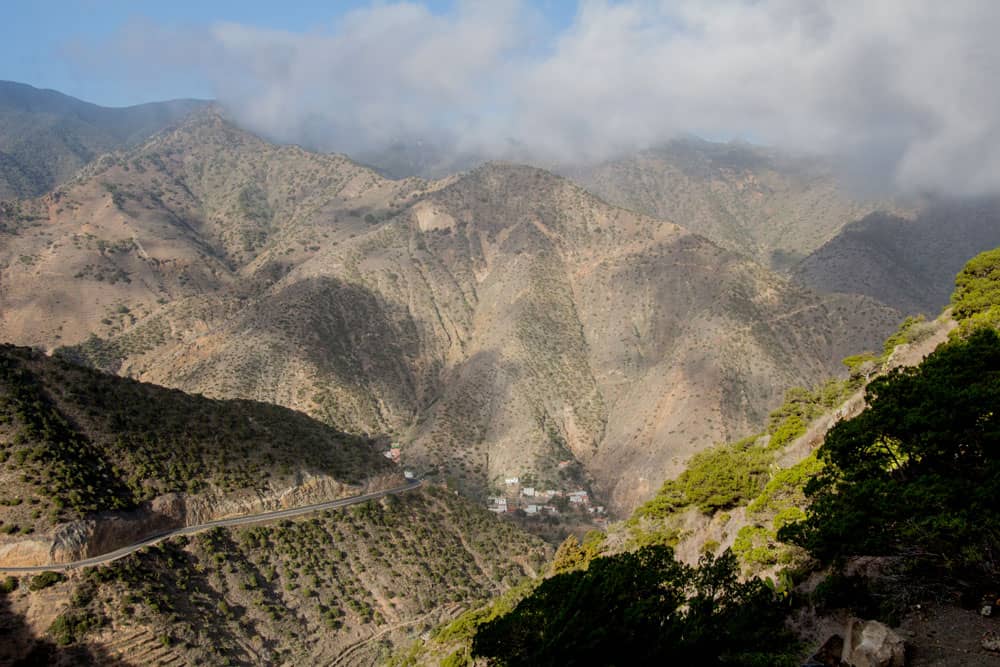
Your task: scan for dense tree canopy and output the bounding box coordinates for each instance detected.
[781,327,1000,573]
[951,247,1000,336]
[471,546,797,666]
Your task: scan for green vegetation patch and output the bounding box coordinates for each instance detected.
[471,546,799,666]
[28,571,66,591]
[0,344,389,527]
[634,435,772,519]
[747,454,823,516]
[952,247,1000,337]
[635,377,857,523]
[781,327,1000,574]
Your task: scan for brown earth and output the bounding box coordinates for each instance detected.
[0,111,903,515]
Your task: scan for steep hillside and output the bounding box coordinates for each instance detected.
[0,80,207,199]
[0,109,427,349]
[565,138,891,270]
[1,486,548,666]
[0,113,901,514]
[793,201,1000,315]
[0,343,395,566]
[395,309,958,666]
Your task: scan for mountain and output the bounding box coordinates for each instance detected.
[2,489,548,666]
[0,111,902,515]
[0,347,548,665]
[0,80,208,199]
[793,200,1000,315]
[0,342,396,567]
[564,138,892,270]
[566,141,1000,318]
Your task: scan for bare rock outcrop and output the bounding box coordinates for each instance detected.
[841,617,907,667]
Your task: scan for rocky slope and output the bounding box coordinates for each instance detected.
[568,141,1000,320]
[0,112,902,514]
[1,486,549,666]
[564,138,892,270]
[0,80,207,199]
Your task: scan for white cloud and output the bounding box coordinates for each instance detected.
[75,0,1000,196]
[203,1,531,155]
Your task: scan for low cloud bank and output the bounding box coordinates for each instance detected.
[75,1,1000,195]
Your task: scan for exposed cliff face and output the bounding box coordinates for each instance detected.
[1,472,404,567]
[0,116,901,515]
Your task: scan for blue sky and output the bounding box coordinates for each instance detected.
[1,0,577,106]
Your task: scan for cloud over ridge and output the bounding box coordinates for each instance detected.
[80,0,1000,195]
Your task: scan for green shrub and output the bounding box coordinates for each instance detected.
[733,525,779,568]
[48,610,100,645]
[0,576,17,594]
[883,315,927,355]
[747,455,823,516]
[952,247,1000,326]
[767,415,807,450]
[29,571,66,591]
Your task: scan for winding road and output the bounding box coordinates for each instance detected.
[0,479,423,574]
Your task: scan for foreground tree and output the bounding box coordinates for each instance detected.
[472,545,797,666]
[781,327,1000,574]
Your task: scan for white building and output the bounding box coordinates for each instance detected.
[504,477,520,485]
[522,487,535,497]
[487,497,508,513]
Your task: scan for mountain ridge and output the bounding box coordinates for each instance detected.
[793,201,1000,315]
[563,139,896,270]
[0,80,209,199]
[0,111,903,515]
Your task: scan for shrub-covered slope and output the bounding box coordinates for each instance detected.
[1,487,549,666]
[0,343,391,538]
[782,247,1000,575]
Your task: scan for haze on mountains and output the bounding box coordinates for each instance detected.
[68,1,1000,200]
[0,80,207,199]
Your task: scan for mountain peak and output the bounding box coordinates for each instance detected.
[0,80,210,198]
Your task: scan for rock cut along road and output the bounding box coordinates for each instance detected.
[0,480,423,574]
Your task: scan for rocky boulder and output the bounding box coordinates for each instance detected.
[842,617,907,667]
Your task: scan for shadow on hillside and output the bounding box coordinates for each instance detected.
[796,201,1000,315]
[0,590,130,666]
[238,275,429,421]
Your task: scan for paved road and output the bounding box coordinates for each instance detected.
[0,480,423,574]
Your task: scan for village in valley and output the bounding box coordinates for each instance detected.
[382,444,605,525]
[486,474,606,526]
